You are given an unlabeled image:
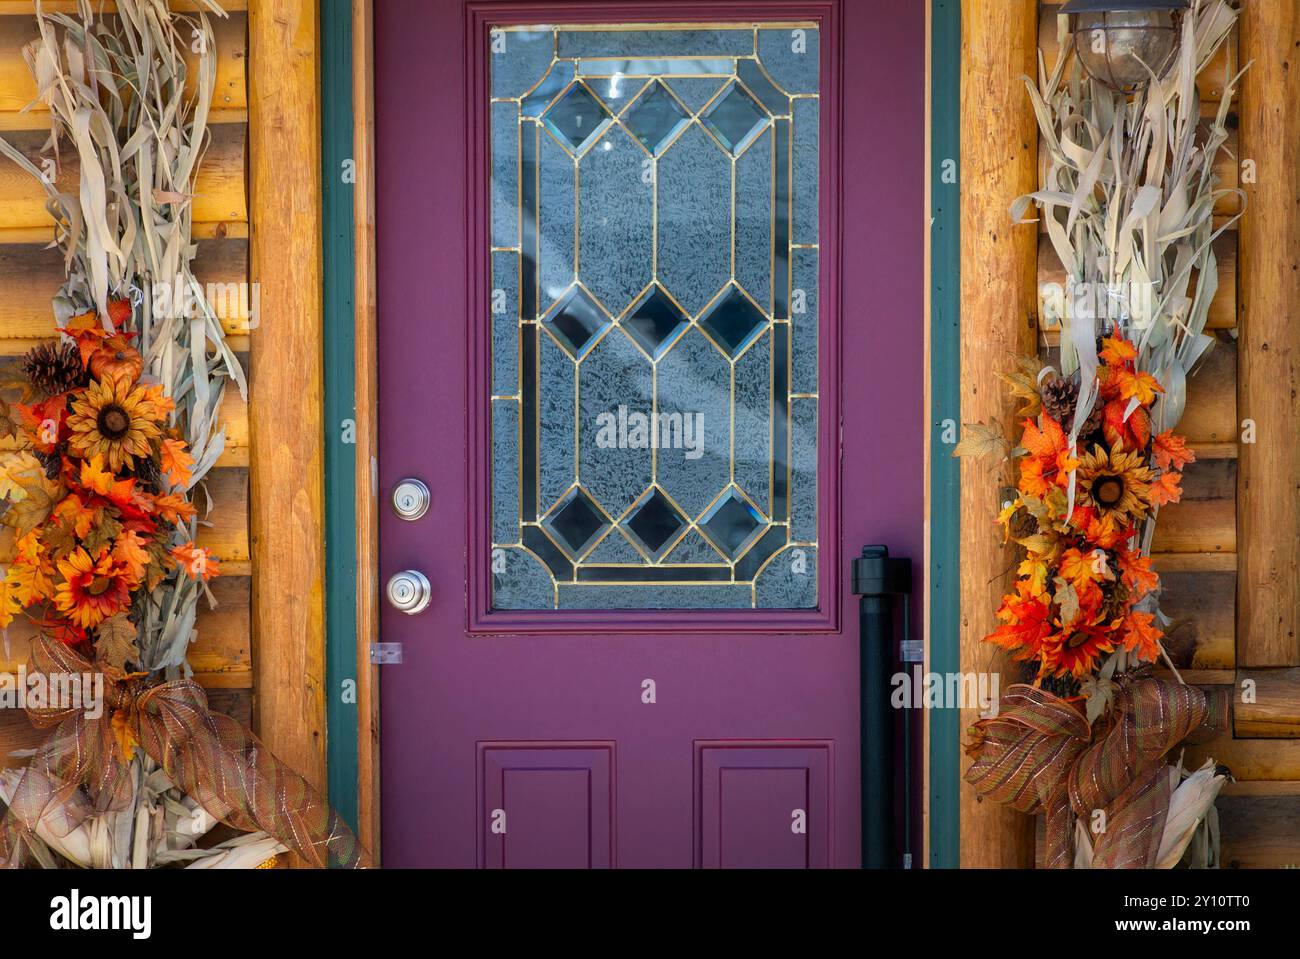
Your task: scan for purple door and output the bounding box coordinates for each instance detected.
[374,0,923,868]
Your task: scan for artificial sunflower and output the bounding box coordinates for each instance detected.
[65,374,164,471]
[1075,444,1153,528]
[54,547,134,629]
[1042,622,1116,680]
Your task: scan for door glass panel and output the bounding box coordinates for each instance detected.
[489,23,820,610]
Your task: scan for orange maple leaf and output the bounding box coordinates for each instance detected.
[159,438,194,488]
[986,582,1054,661]
[152,492,197,525]
[1121,610,1163,663]
[1099,336,1137,367]
[65,311,113,367]
[171,541,219,582]
[1118,549,1159,599]
[79,455,115,496]
[110,708,138,763]
[1148,470,1183,507]
[1111,368,1164,406]
[1152,430,1196,471]
[112,529,150,584]
[53,493,99,539]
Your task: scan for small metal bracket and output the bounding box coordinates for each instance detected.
[900,640,925,663]
[369,642,403,665]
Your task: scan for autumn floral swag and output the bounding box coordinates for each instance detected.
[0,1,363,867]
[956,0,1243,869]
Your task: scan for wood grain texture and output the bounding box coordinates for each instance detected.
[958,0,1038,869]
[1235,667,1300,738]
[1150,458,1236,555]
[1160,570,1236,670]
[247,0,327,817]
[1217,794,1300,867]
[1237,0,1300,668]
[0,240,252,344]
[1183,733,1300,781]
[352,0,380,865]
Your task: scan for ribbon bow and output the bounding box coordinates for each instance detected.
[964,676,1226,868]
[0,635,367,868]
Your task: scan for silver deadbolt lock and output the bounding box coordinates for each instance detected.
[386,570,432,615]
[391,478,430,520]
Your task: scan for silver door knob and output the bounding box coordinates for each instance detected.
[391,478,430,520]
[386,570,432,615]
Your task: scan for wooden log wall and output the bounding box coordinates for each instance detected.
[1033,2,1300,868]
[0,1,254,764]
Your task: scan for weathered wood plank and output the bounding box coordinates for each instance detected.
[0,238,251,344]
[1177,335,1237,445]
[958,0,1038,869]
[1237,0,1300,668]
[1160,570,1235,671]
[1150,458,1236,555]
[247,0,326,805]
[1183,734,1300,781]
[0,123,246,233]
[1218,794,1300,868]
[1235,667,1300,738]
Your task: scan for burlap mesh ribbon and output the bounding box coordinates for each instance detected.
[0,635,368,868]
[964,676,1227,868]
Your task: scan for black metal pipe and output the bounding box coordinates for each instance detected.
[852,545,911,869]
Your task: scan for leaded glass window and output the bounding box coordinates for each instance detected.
[488,23,820,610]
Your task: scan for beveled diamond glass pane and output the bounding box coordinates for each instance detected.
[701,81,767,154]
[623,81,690,154]
[490,23,820,610]
[543,82,612,153]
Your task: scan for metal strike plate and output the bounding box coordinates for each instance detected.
[900,640,925,663]
[386,569,432,615]
[391,478,430,521]
[370,643,403,665]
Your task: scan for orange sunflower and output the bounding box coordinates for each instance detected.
[65,374,165,471]
[1075,444,1153,528]
[54,547,135,629]
[1042,622,1116,680]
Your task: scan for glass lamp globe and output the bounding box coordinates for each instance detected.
[1062,0,1188,93]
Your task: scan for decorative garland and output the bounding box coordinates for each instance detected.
[957,0,1242,868]
[0,1,362,867]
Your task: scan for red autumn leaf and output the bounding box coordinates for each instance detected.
[1152,430,1196,471]
[171,541,220,582]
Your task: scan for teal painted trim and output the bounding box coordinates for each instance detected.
[928,0,961,869]
[322,0,360,833]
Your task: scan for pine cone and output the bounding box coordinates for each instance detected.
[1101,580,1131,623]
[33,447,63,480]
[21,342,87,396]
[1041,373,1105,440]
[1074,398,1105,442]
[1040,375,1079,427]
[131,454,162,491]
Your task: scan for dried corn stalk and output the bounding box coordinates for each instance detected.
[0,0,253,867]
[1014,0,1243,868]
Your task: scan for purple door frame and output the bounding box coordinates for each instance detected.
[374,0,924,867]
